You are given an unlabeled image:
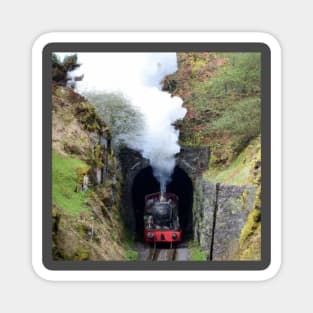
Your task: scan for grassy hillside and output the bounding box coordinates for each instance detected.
[205,136,261,186]
[52,151,90,215]
[51,86,138,261]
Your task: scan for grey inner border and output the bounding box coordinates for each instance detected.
[42,42,271,271]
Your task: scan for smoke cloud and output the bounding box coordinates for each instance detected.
[59,53,186,192]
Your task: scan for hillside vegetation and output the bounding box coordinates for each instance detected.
[164,52,261,168]
[164,52,262,260]
[52,86,137,261]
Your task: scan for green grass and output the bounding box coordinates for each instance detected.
[205,137,260,186]
[188,241,207,261]
[125,250,139,261]
[52,150,90,215]
[122,227,139,261]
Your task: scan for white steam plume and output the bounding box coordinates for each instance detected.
[58,53,186,192]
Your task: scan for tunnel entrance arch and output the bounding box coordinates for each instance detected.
[131,166,193,240]
[119,145,210,240]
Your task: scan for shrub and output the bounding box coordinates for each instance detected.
[52,53,81,86]
[184,52,261,159]
[86,92,144,150]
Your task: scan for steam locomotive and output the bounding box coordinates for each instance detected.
[143,192,182,243]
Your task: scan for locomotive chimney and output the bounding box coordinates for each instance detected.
[160,192,166,202]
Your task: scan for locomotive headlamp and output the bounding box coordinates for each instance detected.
[172,233,177,239]
[147,232,154,239]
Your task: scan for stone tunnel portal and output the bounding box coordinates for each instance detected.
[131,166,193,240]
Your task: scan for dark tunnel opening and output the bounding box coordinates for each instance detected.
[131,166,193,241]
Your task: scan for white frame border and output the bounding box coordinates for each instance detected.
[32,32,281,281]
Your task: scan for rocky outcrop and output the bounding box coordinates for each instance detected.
[193,180,256,260]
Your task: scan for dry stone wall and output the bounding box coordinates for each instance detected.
[193,180,256,260]
[213,184,256,260]
[193,180,216,258]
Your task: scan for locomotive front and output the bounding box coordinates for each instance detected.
[143,192,182,243]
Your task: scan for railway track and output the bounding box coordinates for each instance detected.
[147,246,176,261]
[135,242,189,261]
[143,242,189,261]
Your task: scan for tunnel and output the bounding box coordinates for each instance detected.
[131,166,193,241]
